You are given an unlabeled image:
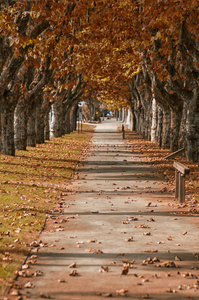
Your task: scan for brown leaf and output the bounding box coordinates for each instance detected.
[101,293,112,297]
[11,290,21,296]
[58,279,66,283]
[143,232,151,236]
[134,224,150,228]
[182,231,187,235]
[123,221,129,224]
[125,236,133,242]
[156,261,178,268]
[34,270,43,276]
[69,262,76,268]
[175,256,182,261]
[127,217,138,221]
[40,292,51,298]
[69,270,79,277]
[121,266,129,275]
[24,281,34,288]
[116,289,128,296]
[100,266,109,272]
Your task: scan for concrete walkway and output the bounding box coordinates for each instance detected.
[9,120,199,300]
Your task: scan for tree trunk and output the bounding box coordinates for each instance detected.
[151,97,157,142]
[51,99,63,138]
[139,107,144,136]
[70,104,78,132]
[35,105,45,144]
[0,106,2,153]
[186,89,199,162]
[44,111,50,140]
[156,106,163,147]
[170,109,182,152]
[14,98,28,150]
[62,107,71,134]
[27,107,36,147]
[162,109,171,149]
[1,106,15,155]
[126,108,134,131]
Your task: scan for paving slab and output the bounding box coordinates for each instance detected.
[8,120,199,300]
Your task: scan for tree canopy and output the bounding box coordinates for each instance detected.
[0,0,198,161]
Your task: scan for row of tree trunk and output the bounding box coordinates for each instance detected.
[0,88,83,156]
[124,70,199,162]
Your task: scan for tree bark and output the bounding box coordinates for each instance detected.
[1,105,15,156]
[70,103,78,131]
[186,88,199,162]
[27,106,36,147]
[14,98,28,150]
[0,106,2,153]
[170,109,182,152]
[35,104,45,144]
[151,97,157,142]
[44,111,50,141]
[62,107,71,135]
[50,99,63,138]
[162,109,171,149]
[156,106,163,147]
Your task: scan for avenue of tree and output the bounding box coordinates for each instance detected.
[0,0,198,162]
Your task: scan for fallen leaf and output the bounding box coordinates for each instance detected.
[142,278,149,282]
[166,288,177,293]
[182,231,187,235]
[116,289,128,296]
[121,266,129,275]
[143,232,151,236]
[175,256,182,261]
[125,236,133,242]
[56,228,64,232]
[69,270,79,277]
[102,293,112,297]
[156,261,178,268]
[34,270,43,276]
[180,272,198,279]
[24,281,34,288]
[22,264,29,270]
[123,221,129,224]
[40,292,51,298]
[58,279,66,283]
[100,266,109,272]
[11,290,21,296]
[127,217,138,221]
[134,224,150,228]
[85,249,103,254]
[69,262,76,268]
[147,217,155,222]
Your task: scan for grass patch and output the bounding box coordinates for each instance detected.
[0,125,94,296]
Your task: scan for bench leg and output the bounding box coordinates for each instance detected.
[175,170,179,199]
[179,174,185,203]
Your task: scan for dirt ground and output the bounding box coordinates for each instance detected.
[7,120,199,300]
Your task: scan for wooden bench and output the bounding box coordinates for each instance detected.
[173,161,190,203]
